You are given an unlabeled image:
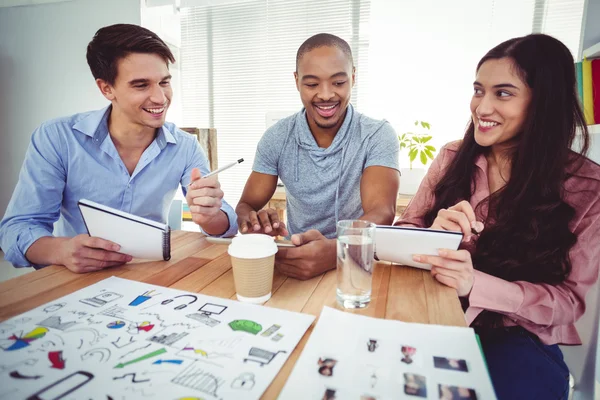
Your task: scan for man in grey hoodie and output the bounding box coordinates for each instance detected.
[236,33,400,280]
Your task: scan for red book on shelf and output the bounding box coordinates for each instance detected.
[593,59,600,125]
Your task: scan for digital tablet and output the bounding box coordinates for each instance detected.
[375,226,463,270]
[206,236,296,248]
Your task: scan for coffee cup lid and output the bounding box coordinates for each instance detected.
[227,234,278,259]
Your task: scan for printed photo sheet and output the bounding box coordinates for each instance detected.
[280,306,497,400]
[0,276,314,399]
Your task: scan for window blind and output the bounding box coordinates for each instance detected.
[178,0,586,203]
[180,0,370,207]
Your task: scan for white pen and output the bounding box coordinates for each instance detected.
[187,158,244,187]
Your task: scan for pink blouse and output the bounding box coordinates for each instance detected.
[396,141,600,345]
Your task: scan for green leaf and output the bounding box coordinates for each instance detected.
[424,148,434,159]
[425,145,436,152]
[421,121,431,129]
[414,120,419,126]
[400,142,406,149]
[420,151,427,165]
[409,148,418,162]
[421,136,432,143]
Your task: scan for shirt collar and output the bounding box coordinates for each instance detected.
[72,105,177,146]
[474,150,488,172]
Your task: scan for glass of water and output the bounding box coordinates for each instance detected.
[336,220,376,309]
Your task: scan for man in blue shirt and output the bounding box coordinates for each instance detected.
[0,24,237,273]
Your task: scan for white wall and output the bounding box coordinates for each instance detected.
[583,0,600,50]
[0,0,141,219]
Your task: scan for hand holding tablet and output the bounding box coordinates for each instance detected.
[374,226,463,270]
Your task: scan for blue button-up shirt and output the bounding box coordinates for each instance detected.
[0,107,238,267]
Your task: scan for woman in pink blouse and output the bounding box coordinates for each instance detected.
[396,34,600,399]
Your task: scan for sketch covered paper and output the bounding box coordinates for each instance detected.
[279,306,497,399]
[0,276,314,399]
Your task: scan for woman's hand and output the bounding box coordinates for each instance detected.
[413,249,474,297]
[430,200,484,242]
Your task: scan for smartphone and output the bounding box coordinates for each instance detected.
[206,237,295,248]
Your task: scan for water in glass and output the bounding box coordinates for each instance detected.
[336,234,374,308]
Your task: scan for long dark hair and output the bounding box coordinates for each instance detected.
[423,34,590,326]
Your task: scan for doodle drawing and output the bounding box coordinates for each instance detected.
[229,319,262,335]
[49,350,66,369]
[260,324,281,337]
[0,358,38,373]
[231,372,256,390]
[79,291,123,308]
[129,290,160,306]
[113,372,150,383]
[128,321,155,335]
[25,371,94,400]
[177,344,234,362]
[153,359,183,365]
[171,361,225,397]
[160,294,198,310]
[243,348,287,367]
[37,316,78,331]
[2,327,48,351]
[271,333,284,342]
[111,336,136,349]
[99,305,129,319]
[114,348,167,368]
[184,303,227,328]
[9,371,42,380]
[107,321,126,329]
[147,329,188,346]
[81,347,112,363]
[43,303,66,313]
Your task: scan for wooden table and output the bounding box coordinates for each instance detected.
[0,231,466,399]
[266,186,413,223]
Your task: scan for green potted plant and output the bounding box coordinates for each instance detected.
[398,120,437,195]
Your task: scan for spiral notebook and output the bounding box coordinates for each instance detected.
[78,199,171,261]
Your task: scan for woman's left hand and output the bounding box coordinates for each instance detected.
[413,249,474,297]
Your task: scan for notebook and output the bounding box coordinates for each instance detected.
[78,199,171,261]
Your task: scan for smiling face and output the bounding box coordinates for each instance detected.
[294,46,355,135]
[96,52,172,133]
[470,57,532,151]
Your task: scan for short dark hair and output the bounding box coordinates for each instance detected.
[296,33,353,71]
[86,24,175,85]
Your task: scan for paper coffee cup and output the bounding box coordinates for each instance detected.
[228,234,278,304]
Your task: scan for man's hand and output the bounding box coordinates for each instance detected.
[237,208,289,237]
[57,234,132,273]
[186,168,225,227]
[275,230,336,280]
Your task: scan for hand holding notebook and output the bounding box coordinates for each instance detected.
[78,199,171,261]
